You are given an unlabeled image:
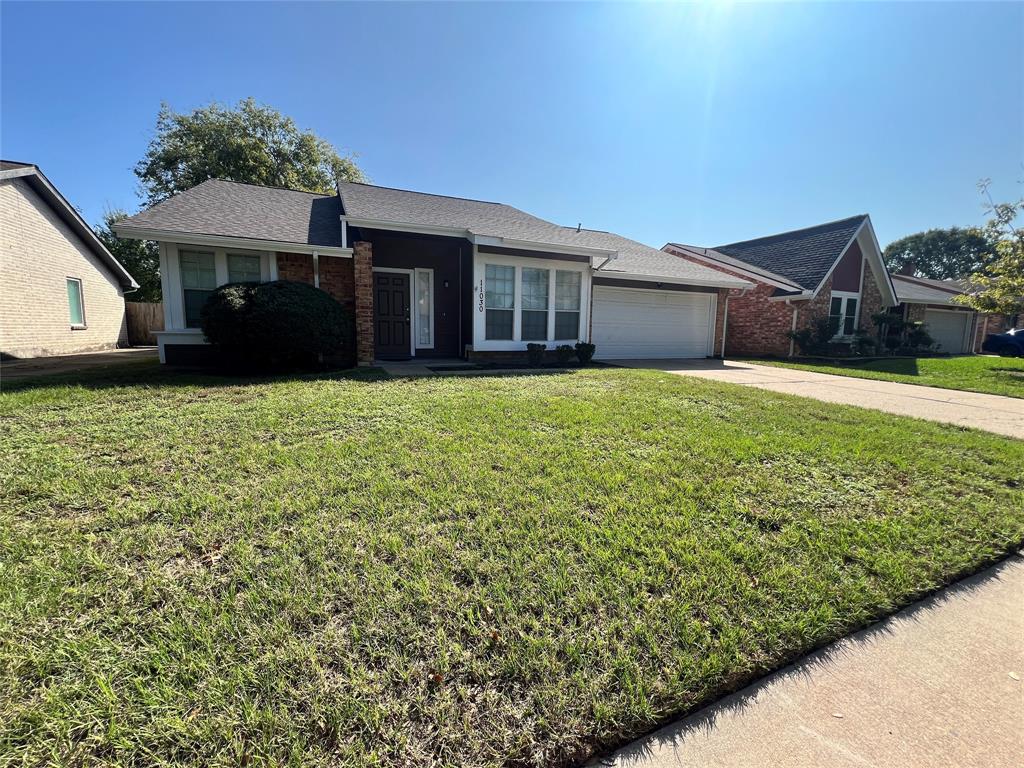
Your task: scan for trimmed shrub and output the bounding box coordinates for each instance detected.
[526,343,547,367]
[575,342,596,364]
[201,281,354,370]
[553,344,575,364]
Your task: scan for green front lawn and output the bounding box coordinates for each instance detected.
[2,363,1022,766]
[744,355,1024,398]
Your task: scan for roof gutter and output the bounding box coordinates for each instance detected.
[113,225,353,257]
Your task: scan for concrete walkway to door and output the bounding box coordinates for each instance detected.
[618,359,1024,439]
[593,555,1024,768]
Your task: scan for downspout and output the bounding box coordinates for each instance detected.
[786,299,798,357]
[594,253,618,271]
[720,287,749,358]
[721,294,729,358]
[312,250,320,288]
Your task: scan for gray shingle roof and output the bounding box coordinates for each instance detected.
[892,274,965,305]
[569,228,751,286]
[710,215,868,291]
[338,181,608,251]
[339,182,748,287]
[116,179,343,248]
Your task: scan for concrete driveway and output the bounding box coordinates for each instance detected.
[594,555,1024,768]
[618,359,1024,439]
[1,347,157,383]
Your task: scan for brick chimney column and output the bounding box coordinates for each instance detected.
[353,241,374,365]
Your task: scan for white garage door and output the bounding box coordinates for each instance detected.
[924,309,972,354]
[591,285,715,359]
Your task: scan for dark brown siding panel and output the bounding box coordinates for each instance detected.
[831,240,863,292]
[360,229,469,358]
[477,244,591,263]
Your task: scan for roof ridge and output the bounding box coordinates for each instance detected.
[716,214,868,250]
[202,178,337,197]
[338,180,505,207]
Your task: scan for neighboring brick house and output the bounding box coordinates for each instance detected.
[114,179,749,365]
[890,273,1013,354]
[1,161,138,359]
[663,215,899,357]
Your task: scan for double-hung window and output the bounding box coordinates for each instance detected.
[180,250,217,328]
[829,292,859,338]
[485,264,515,340]
[483,262,586,342]
[228,254,261,283]
[521,267,550,341]
[66,278,85,328]
[555,270,581,339]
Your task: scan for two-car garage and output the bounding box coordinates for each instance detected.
[590,283,717,359]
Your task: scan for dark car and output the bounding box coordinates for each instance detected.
[981,327,1024,356]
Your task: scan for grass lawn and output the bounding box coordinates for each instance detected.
[2,362,1022,766]
[743,355,1024,398]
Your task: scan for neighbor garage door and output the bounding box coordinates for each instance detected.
[591,285,715,359]
[923,309,972,354]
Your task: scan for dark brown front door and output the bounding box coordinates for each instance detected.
[374,272,411,359]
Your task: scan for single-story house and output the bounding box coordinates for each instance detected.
[1,161,138,358]
[113,179,750,364]
[663,215,899,357]
[889,273,1013,354]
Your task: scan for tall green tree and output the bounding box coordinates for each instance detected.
[883,226,996,279]
[94,209,162,303]
[954,183,1023,320]
[134,98,366,206]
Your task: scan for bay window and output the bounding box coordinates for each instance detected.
[829,292,859,338]
[485,264,515,340]
[180,250,216,328]
[521,267,550,340]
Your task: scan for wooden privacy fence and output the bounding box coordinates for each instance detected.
[125,302,164,346]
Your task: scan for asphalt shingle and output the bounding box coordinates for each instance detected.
[711,215,868,291]
[116,180,344,248]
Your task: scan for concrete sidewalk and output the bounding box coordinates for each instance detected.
[595,555,1024,768]
[619,359,1024,439]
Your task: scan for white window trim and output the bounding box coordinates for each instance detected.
[830,290,861,339]
[472,248,591,351]
[163,243,273,331]
[373,267,416,357]
[66,276,86,329]
[414,267,435,350]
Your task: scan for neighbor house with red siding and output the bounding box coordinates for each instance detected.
[664,215,899,357]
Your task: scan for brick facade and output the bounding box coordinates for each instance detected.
[676,255,796,357]
[676,247,895,358]
[353,241,374,365]
[319,256,355,311]
[275,252,315,284]
[1,177,128,357]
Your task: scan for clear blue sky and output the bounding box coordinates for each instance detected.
[2,1,1021,249]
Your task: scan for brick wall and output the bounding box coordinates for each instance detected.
[353,241,374,364]
[974,313,1014,352]
[1,177,128,357]
[675,255,796,357]
[275,252,314,284]
[857,258,887,335]
[319,256,355,311]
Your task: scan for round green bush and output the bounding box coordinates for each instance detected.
[201,281,354,370]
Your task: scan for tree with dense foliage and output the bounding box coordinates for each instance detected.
[883,226,996,279]
[955,183,1024,320]
[134,98,366,206]
[94,209,162,302]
